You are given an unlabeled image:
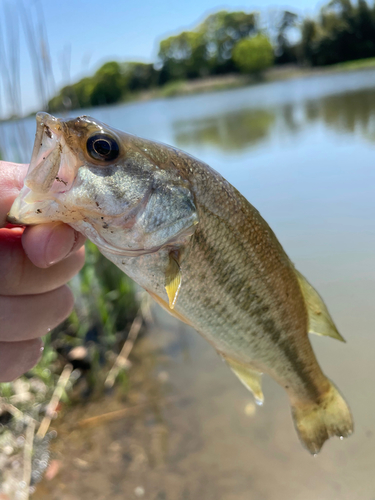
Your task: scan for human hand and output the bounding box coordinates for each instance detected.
[0,161,85,382]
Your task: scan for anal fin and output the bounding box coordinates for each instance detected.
[295,270,345,342]
[225,357,264,405]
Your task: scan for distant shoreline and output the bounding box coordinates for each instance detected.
[3,58,375,123]
[148,58,375,100]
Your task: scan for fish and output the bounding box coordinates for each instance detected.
[8,112,353,454]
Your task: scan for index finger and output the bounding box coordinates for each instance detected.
[0,161,28,227]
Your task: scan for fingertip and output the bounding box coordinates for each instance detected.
[74,244,86,271]
[59,284,75,318]
[22,223,85,268]
[0,338,43,382]
[71,231,86,255]
[22,338,44,375]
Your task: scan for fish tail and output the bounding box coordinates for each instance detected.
[291,381,353,454]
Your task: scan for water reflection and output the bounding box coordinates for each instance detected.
[173,87,375,151]
[174,109,275,151]
[306,88,375,139]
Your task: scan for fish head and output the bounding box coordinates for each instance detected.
[8,113,198,256]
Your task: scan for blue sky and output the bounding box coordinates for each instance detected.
[0,0,325,116]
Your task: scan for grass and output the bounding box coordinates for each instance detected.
[331,57,375,72]
[0,242,141,497]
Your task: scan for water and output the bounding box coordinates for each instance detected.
[5,69,375,499]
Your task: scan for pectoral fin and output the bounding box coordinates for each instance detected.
[165,254,181,309]
[295,270,345,342]
[225,357,264,405]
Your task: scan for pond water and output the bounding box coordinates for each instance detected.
[3,69,375,499]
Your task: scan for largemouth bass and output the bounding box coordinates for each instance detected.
[8,112,353,454]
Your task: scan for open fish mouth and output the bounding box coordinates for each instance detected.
[8,112,79,225]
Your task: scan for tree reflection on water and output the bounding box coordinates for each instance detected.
[173,87,375,152]
[174,109,276,151]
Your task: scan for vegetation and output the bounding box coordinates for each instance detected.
[48,61,159,112]
[0,243,144,494]
[299,0,375,66]
[233,35,274,74]
[46,0,375,113]
[157,10,258,82]
[1,241,139,402]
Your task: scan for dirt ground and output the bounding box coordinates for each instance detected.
[32,301,375,500]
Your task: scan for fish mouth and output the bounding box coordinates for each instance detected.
[8,112,79,225]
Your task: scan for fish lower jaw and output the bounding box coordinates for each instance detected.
[7,192,62,225]
[71,220,164,257]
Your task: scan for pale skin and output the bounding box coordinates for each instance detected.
[0,161,85,382]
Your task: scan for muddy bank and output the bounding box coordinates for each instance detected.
[32,302,375,500]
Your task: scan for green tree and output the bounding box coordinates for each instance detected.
[121,62,159,91]
[275,11,299,64]
[47,61,157,112]
[73,78,95,108]
[299,18,320,65]
[232,34,274,74]
[298,0,375,66]
[158,31,207,82]
[90,61,125,106]
[199,10,258,73]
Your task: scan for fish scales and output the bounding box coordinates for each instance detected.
[8,112,353,454]
[160,158,324,397]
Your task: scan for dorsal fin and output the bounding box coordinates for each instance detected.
[295,270,345,342]
[224,356,264,405]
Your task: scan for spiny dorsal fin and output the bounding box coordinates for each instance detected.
[165,253,181,309]
[224,357,264,405]
[295,270,345,342]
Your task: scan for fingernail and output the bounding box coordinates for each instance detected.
[45,223,76,266]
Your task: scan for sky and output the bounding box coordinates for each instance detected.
[0,0,325,116]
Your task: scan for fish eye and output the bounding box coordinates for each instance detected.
[87,133,119,162]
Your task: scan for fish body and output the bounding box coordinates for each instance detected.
[8,113,353,453]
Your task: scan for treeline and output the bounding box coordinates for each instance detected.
[48,0,375,112]
[299,0,375,65]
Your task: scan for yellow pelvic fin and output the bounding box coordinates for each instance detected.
[225,357,264,405]
[165,254,182,310]
[295,270,345,342]
[148,292,192,326]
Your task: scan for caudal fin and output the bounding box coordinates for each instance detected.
[291,382,353,454]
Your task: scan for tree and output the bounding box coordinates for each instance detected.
[73,78,95,108]
[232,34,274,74]
[298,0,375,66]
[275,11,299,64]
[158,31,207,82]
[299,18,320,65]
[199,10,258,73]
[121,62,159,91]
[90,61,124,106]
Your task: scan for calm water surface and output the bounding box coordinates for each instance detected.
[5,70,375,499]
